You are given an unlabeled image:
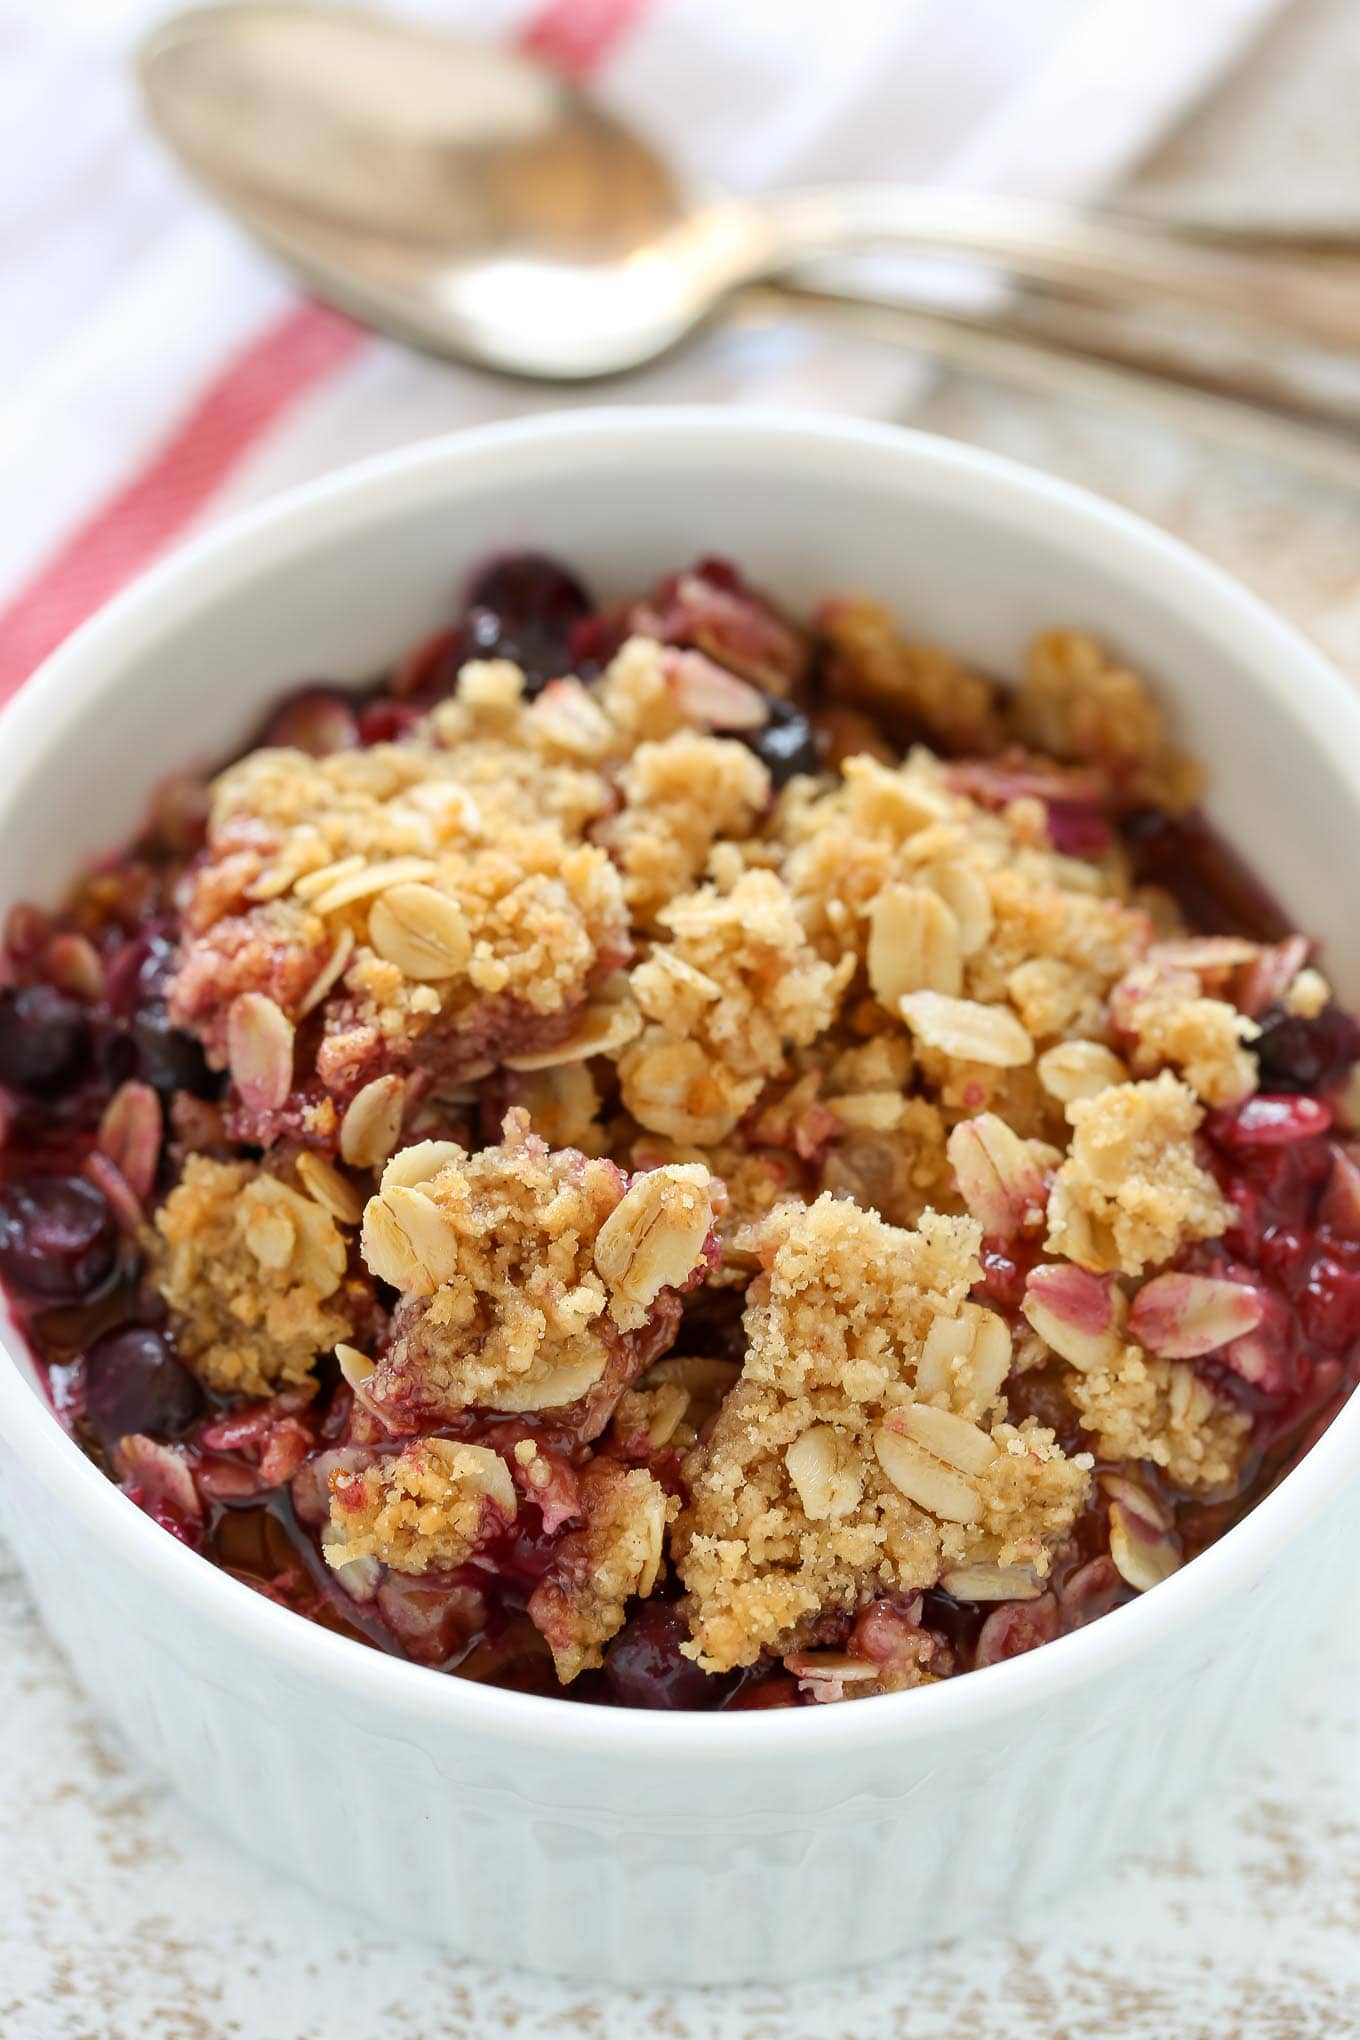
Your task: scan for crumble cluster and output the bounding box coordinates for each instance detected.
[328,1438,516,1574]
[353,1109,717,1430]
[1045,1073,1232,1277]
[152,1154,355,1396]
[139,586,1315,1692]
[674,1196,1090,1674]
[527,1459,676,1681]
[1065,1349,1250,1492]
[169,647,775,1143]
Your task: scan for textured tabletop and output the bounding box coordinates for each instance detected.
[2,1531,1357,2038]
[5,3,1360,2033]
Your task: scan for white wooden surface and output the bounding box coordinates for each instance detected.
[4,2,1360,2031]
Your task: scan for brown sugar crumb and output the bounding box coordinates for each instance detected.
[609,1380,696,1460]
[1013,629,1202,812]
[596,732,771,927]
[1064,1348,1250,1492]
[326,1439,516,1573]
[779,752,968,956]
[590,635,695,748]
[528,1459,676,1680]
[171,717,628,1121]
[152,1154,355,1395]
[1111,960,1259,1108]
[356,1111,716,1429]
[817,595,1004,754]
[619,869,853,1144]
[965,870,1153,1037]
[1045,1073,1231,1276]
[674,1195,1089,1674]
[778,749,1148,1078]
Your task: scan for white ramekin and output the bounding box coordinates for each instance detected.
[2,411,1358,1989]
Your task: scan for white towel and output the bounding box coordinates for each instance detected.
[0,0,1286,702]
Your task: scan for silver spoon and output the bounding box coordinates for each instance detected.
[139,2,1360,383]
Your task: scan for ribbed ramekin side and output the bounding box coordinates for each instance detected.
[0,1446,1343,1987]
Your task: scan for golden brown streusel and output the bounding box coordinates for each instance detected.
[619,868,853,1144]
[151,1154,355,1396]
[1045,1073,1232,1277]
[597,732,771,926]
[527,1459,677,1680]
[356,1111,715,1427]
[171,721,628,1095]
[1064,1347,1251,1491]
[675,1196,1089,1673]
[1015,629,1201,812]
[1111,959,1259,1108]
[590,635,695,748]
[817,595,1005,753]
[326,1438,516,1573]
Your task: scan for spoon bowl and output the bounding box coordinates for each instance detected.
[141,2,1360,380]
[140,2,732,375]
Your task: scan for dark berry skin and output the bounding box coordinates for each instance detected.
[261,685,360,755]
[130,1002,218,1099]
[603,1601,722,1710]
[460,553,593,693]
[0,1177,116,1302]
[0,984,90,1093]
[97,933,218,1100]
[83,1326,204,1454]
[1252,1001,1360,1094]
[742,699,818,789]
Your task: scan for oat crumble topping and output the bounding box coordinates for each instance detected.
[326,1438,516,1574]
[1045,1073,1232,1276]
[9,551,1356,1708]
[620,868,853,1144]
[357,1110,717,1429]
[675,1196,1088,1673]
[527,1460,676,1681]
[152,1155,354,1396]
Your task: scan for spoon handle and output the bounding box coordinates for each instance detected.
[743,189,1360,357]
[738,280,1360,494]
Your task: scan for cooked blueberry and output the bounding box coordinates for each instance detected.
[460,552,593,692]
[131,1002,219,1099]
[83,1326,203,1453]
[0,1177,116,1302]
[604,1601,722,1711]
[1253,1001,1360,1093]
[103,932,175,1021]
[0,984,89,1092]
[742,699,818,788]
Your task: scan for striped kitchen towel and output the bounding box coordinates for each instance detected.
[0,0,1285,704]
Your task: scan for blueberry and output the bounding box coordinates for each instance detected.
[103,932,174,1022]
[742,698,818,789]
[603,1601,721,1711]
[131,1002,218,1099]
[0,984,89,1093]
[83,1325,203,1453]
[459,552,593,693]
[1253,1001,1360,1094]
[0,1177,116,1302]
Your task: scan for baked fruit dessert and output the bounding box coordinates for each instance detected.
[3,550,1357,1709]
